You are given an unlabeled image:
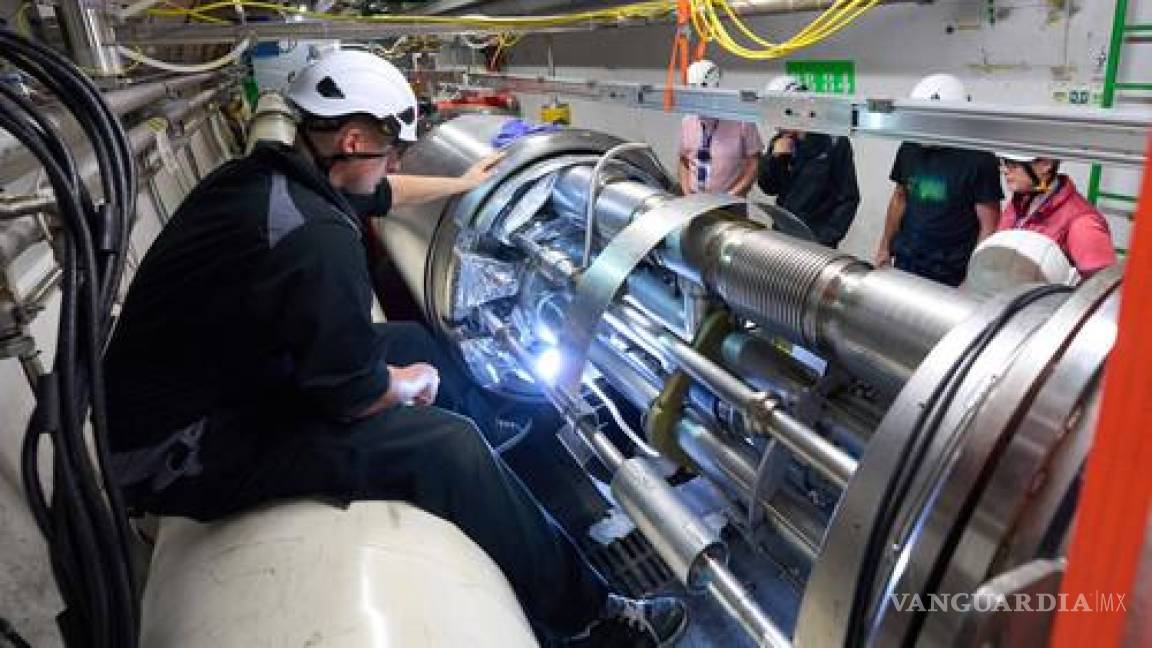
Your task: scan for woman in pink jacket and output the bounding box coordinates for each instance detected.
[997,152,1117,276]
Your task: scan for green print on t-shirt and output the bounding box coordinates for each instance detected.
[908,175,949,203]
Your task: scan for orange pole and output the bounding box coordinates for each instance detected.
[1050,135,1152,647]
[664,0,692,110]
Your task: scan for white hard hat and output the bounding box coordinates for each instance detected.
[910,73,970,102]
[965,230,1080,298]
[996,151,1042,162]
[687,60,722,88]
[764,75,807,94]
[286,49,419,142]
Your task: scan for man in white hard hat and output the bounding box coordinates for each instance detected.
[678,60,763,199]
[875,73,1003,286]
[105,50,688,647]
[995,151,1116,276]
[758,75,860,248]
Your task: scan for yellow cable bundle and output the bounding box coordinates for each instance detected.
[691,0,879,60]
[142,0,880,63]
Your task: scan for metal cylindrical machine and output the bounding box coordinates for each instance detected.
[378,115,1121,647]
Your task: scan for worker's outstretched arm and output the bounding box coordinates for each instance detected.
[388,152,503,207]
[876,185,906,267]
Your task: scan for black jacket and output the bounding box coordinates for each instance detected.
[105,144,394,452]
[758,133,860,248]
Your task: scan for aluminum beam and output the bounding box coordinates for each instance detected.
[429,70,1151,168]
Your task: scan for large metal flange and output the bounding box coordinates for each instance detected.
[918,266,1123,646]
[794,282,1078,648]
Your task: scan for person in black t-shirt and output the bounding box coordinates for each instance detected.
[874,74,1003,286]
[105,50,688,646]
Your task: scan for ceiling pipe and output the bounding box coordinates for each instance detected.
[116,0,921,44]
[423,0,914,17]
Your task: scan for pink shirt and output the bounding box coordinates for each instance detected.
[679,116,763,195]
[998,176,1117,276]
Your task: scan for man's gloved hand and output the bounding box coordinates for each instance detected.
[384,363,440,407]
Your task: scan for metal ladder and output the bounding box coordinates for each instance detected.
[1088,0,1152,254]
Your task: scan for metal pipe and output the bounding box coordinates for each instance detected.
[625,269,685,334]
[682,278,709,339]
[676,417,822,561]
[612,455,727,588]
[692,225,980,394]
[0,195,55,222]
[615,303,857,489]
[703,554,793,648]
[56,0,121,77]
[551,166,665,240]
[721,332,820,401]
[583,143,653,269]
[587,336,824,560]
[125,0,918,43]
[0,73,222,185]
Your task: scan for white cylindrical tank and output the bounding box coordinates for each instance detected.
[245,91,298,153]
[965,229,1080,298]
[140,500,538,647]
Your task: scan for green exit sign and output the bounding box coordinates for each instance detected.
[785,60,856,95]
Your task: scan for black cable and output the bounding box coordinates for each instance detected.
[2,25,139,648]
[844,284,1072,647]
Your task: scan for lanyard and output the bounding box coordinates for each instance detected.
[697,119,717,189]
[1014,178,1061,229]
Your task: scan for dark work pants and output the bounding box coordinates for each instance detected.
[131,323,609,636]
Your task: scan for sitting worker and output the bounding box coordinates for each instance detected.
[678,59,762,198]
[875,73,1003,286]
[757,75,860,248]
[996,151,1116,277]
[105,49,687,647]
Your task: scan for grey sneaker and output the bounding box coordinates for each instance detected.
[568,593,689,647]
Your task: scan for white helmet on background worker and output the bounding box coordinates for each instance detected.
[909,73,970,102]
[285,49,419,142]
[763,74,808,95]
[965,229,1080,298]
[687,60,722,88]
[996,150,1062,193]
[996,151,1041,163]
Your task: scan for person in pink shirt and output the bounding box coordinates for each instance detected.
[677,60,762,196]
[997,152,1117,276]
